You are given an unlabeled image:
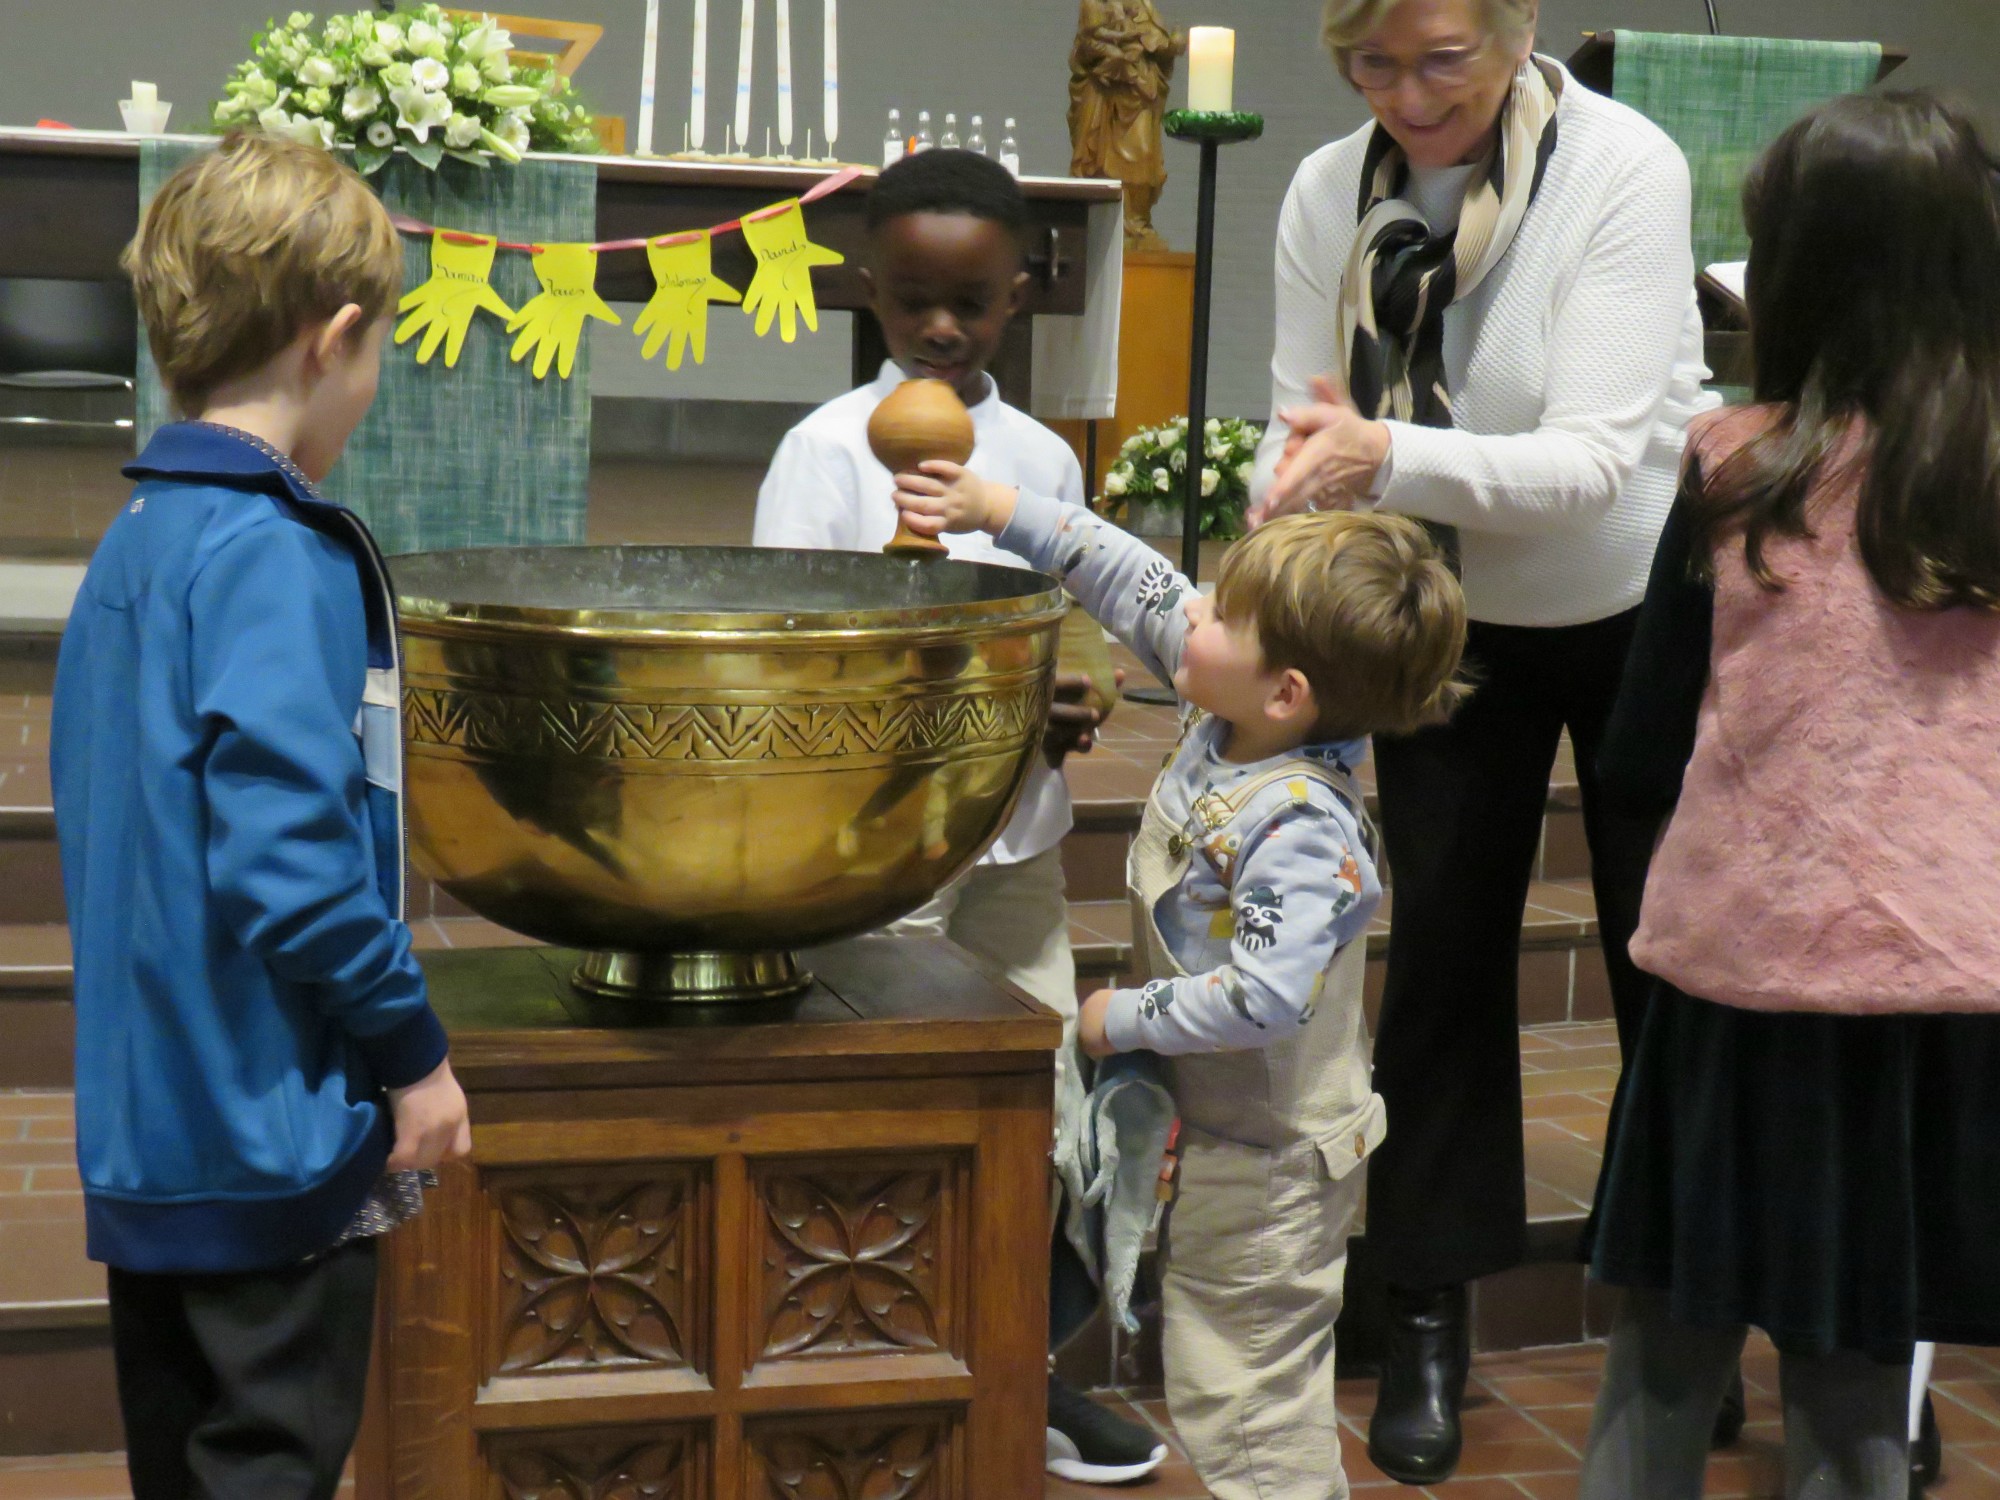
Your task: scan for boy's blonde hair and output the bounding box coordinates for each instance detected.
[122,132,404,414]
[1212,511,1469,740]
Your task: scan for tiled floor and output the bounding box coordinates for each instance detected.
[12,1341,2000,1499]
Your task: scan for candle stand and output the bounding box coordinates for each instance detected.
[1164,108,1263,582]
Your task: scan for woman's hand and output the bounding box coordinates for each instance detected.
[1249,374,1392,528]
[893,460,1019,539]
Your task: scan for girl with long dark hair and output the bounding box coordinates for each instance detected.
[1579,90,2000,1499]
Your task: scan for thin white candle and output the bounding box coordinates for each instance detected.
[131,81,157,106]
[690,0,708,150]
[775,0,794,150]
[821,0,838,148]
[734,0,757,159]
[636,0,660,154]
[1187,26,1235,112]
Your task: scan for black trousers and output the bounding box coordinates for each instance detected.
[1364,611,1658,1289]
[108,1239,379,1500]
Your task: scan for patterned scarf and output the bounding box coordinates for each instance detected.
[1337,58,1564,562]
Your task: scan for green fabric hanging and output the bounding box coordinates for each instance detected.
[1608,32,1882,272]
[137,141,594,556]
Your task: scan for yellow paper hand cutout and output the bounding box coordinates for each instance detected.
[505,243,621,380]
[395,232,516,369]
[633,230,743,370]
[739,199,845,343]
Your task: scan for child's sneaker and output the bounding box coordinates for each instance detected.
[1046,1374,1169,1484]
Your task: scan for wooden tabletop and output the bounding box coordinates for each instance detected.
[420,935,1063,1091]
[0,128,1116,309]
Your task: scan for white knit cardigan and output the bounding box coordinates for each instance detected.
[1249,60,1717,627]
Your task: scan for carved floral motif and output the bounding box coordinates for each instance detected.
[494,1173,693,1374]
[747,1421,945,1500]
[489,1431,693,1500]
[754,1165,948,1361]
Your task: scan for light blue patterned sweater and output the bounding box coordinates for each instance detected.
[998,491,1384,1057]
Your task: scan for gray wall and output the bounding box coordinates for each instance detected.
[5,0,1995,418]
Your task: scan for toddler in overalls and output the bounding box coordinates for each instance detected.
[893,470,1467,1500]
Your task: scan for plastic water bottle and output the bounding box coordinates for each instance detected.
[914,109,935,152]
[883,108,905,166]
[998,118,1021,176]
[966,114,987,155]
[940,112,961,150]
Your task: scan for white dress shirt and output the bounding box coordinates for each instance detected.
[753,361,1080,864]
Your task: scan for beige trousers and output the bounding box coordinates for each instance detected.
[1162,1127,1366,1500]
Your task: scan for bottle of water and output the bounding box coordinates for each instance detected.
[914,109,935,152]
[940,112,962,150]
[883,108,905,166]
[966,114,988,156]
[999,118,1021,176]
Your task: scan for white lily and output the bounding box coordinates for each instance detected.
[479,124,524,163]
[410,57,450,93]
[459,18,513,64]
[388,84,453,143]
[481,83,540,109]
[493,109,531,154]
[342,82,383,121]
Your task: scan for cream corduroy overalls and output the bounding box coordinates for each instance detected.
[1128,750,1387,1500]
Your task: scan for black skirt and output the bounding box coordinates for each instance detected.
[1587,979,2000,1361]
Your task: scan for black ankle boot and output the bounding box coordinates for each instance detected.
[1911,1390,1941,1495]
[1368,1284,1471,1485]
[1712,1367,1746,1449]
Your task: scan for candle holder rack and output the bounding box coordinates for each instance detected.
[1164,108,1264,581]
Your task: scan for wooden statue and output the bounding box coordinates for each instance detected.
[1067,0,1188,252]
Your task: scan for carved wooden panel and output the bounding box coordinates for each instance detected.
[743,1416,951,1500]
[490,1167,701,1376]
[486,1427,698,1500]
[749,1155,967,1365]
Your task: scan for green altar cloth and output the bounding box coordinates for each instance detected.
[1607,32,1882,271]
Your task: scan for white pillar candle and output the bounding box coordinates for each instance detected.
[131,81,157,106]
[636,0,660,154]
[1187,27,1235,112]
[690,0,708,150]
[733,0,756,157]
[821,0,838,148]
[775,0,794,149]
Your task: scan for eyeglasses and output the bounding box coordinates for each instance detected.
[1342,41,1490,92]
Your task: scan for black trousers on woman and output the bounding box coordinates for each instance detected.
[1363,610,1659,1290]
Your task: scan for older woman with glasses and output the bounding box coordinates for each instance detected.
[1245,0,1713,1483]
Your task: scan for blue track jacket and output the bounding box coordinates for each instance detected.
[50,423,447,1273]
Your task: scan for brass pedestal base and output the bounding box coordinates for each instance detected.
[572,947,810,1004]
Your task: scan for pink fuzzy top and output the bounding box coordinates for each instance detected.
[1630,409,2000,1014]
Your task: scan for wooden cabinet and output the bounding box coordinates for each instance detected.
[355,936,1060,1500]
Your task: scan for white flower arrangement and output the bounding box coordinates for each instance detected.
[214,6,600,173]
[1096,415,1266,540]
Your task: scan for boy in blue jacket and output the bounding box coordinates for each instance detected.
[49,133,469,1500]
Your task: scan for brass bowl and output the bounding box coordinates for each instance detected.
[394,545,1064,1003]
